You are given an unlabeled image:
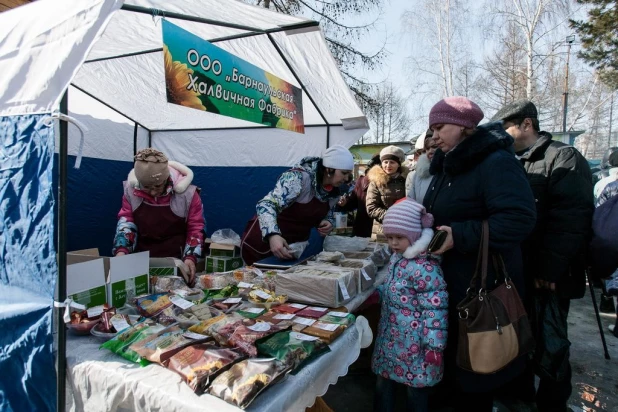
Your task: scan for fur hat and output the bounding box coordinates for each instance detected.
[322,145,354,171]
[383,198,434,246]
[492,100,538,122]
[134,148,170,187]
[429,97,484,129]
[380,145,405,164]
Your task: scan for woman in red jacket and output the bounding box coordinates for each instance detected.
[112,148,205,285]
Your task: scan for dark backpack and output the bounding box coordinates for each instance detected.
[589,193,618,280]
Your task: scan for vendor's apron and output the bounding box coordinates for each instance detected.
[133,202,187,258]
[240,197,330,265]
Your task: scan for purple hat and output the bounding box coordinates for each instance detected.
[382,198,434,245]
[429,97,484,129]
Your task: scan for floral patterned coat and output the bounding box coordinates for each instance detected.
[372,233,448,388]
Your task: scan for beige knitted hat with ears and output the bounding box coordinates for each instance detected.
[134,148,170,187]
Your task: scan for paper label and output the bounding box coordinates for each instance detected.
[328,311,348,318]
[238,282,254,288]
[293,317,316,326]
[308,306,328,312]
[337,278,351,300]
[361,268,371,281]
[184,332,208,340]
[244,307,265,314]
[254,290,272,300]
[253,268,264,277]
[170,295,195,309]
[315,322,338,331]
[289,303,307,309]
[248,322,272,332]
[110,316,130,332]
[290,332,319,341]
[222,297,242,304]
[86,305,105,318]
[274,313,295,320]
[172,289,188,297]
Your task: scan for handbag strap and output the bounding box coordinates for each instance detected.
[491,254,512,283]
[469,220,489,291]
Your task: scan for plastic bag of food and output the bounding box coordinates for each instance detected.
[208,358,290,408]
[165,343,246,394]
[209,316,251,347]
[100,320,165,365]
[287,241,309,259]
[188,314,227,335]
[319,312,356,327]
[315,251,345,263]
[134,293,173,318]
[257,330,329,372]
[323,235,370,252]
[211,229,241,247]
[227,321,287,357]
[130,325,209,365]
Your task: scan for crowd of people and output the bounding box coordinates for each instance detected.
[109,96,618,412]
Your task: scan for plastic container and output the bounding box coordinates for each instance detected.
[67,319,100,336]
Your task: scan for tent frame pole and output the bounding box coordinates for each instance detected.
[149,124,340,132]
[133,123,139,156]
[57,91,68,412]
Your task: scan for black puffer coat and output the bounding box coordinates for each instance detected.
[423,121,536,393]
[519,133,593,299]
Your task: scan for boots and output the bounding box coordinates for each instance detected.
[599,293,616,314]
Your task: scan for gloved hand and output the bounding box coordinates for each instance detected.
[425,350,442,366]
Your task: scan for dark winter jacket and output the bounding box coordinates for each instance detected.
[518,133,594,299]
[338,175,374,237]
[423,121,536,393]
[366,165,408,223]
[598,180,618,207]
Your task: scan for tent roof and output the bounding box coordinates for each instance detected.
[0,0,368,134]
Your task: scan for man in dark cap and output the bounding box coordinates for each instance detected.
[493,100,594,412]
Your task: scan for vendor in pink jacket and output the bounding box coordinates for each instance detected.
[112,148,205,285]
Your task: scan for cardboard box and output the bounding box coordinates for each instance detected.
[206,239,239,257]
[149,257,179,276]
[66,257,107,309]
[206,256,244,272]
[67,249,150,308]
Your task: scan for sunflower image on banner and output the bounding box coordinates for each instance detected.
[162,20,305,134]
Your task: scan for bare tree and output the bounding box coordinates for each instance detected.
[364,83,413,144]
[248,0,387,107]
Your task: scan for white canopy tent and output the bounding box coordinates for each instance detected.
[0,1,367,410]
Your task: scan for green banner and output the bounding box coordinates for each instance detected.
[162,20,305,133]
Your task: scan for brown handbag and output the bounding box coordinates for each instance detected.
[456,221,535,374]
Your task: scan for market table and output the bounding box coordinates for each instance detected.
[66,315,375,412]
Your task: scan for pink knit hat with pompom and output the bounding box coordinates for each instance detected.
[382,198,434,245]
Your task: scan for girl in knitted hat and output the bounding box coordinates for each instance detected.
[112,148,206,286]
[372,198,448,412]
[366,145,409,236]
[240,145,354,264]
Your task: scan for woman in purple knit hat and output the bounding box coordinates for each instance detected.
[422,97,537,410]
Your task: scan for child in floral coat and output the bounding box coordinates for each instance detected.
[372,198,448,412]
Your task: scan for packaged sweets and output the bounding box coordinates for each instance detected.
[188,314,227,335]
[130,325,209,365]
[227,321,287,357]
[236,306,266,319]
[100,320,165,365]
[134,293,173,318]
[272,303,307,314]
[295,306,329,319]
[257,330,329,372]
[199,273,232,290]
[257,311,296,325]
[208,359,290,408]
[165,343,246,394]
[318,312,356,327]
[302,322,345,344]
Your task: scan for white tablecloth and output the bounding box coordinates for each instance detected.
[66,316,373,412]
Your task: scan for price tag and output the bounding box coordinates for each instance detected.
[293,317,316,326]
[290,332,319,341]
[328,311,349,318]
[86,305,104,319]
[184,332,208,340]
[238,282,254,288]
[253,268,264,277]
[274,313,295,320]
[248,322,272,332]
[222,297,242,304]
[315,322,339,331]
[361,268,372,281]
[373,243,379,252]
[110,316,130,332]
[254,290,272,300]
[308,306,328,312]
[337,278,351,300]
[172,289,188,297]
[244,307,265,314]
[289,303,307,309]
[170,295,195,310]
